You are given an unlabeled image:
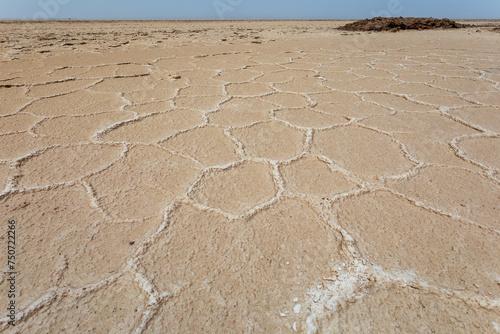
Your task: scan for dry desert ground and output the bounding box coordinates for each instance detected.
[0,20,499,333]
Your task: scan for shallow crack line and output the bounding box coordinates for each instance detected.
[316,154,370,189]
[381,187,500,236]
[81,180,114,219]
[271,161,286,197]
[307,196,365,263]
[9,143,127,192]
[368,265,500,310]
[450,133,500,180]
[439,107,489,133]
[125,260,171,334]
[223,127,247,159]
[0,273,121,329]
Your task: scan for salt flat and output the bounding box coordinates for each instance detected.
[0,20,499,333]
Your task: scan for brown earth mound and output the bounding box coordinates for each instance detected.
[339,17,468,32]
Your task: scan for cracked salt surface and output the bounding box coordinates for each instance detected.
[0,20,499,333]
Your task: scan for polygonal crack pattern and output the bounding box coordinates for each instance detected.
[190,161,276,216]
[231,121,306,161]
[312,126,416,181]
[89,145,200,220]
[1,22,500,333]
[141,198,344,332]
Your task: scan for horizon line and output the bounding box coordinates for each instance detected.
[1,17,499,21]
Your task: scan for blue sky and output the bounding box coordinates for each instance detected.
[0,0,499,20]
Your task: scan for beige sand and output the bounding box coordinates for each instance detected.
[0,20,499,333]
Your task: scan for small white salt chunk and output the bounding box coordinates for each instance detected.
[293,322,297,332]
[491,321,500,332]
[293,304,301,314]
[306,316,317,333]
[280,312,286,317]
[293,297,298,302]
[286,262,290,265]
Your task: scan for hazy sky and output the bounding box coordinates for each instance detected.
[0,0,499,20]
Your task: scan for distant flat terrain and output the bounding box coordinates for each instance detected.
[0,20,499,333]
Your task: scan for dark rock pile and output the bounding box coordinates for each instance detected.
[339,17,468,32]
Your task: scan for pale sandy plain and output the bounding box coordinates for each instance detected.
[0,20,499,333]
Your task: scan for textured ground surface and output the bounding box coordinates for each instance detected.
[0,21,499,333]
